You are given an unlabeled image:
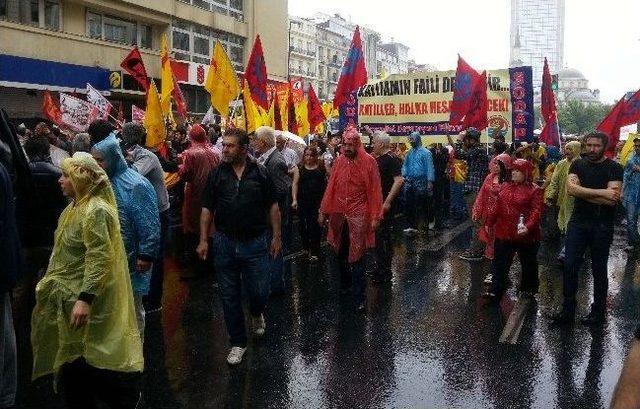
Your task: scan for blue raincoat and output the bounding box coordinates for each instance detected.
[402,145,435,194]
[624,152,640,207]
[93,134,160,295]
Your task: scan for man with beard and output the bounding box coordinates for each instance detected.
[197,128,281,365]
[319,126,383,312]
[552,132,623,326]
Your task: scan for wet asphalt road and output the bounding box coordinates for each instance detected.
[15,219,640,409]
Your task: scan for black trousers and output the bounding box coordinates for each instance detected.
[374,214,393,281]
[145,210,168,308]
[62,358,141,409]
[429,177,449,227]
[337,222,366,303]
[490,239,540,297]
[562,220,613,313]
[298,203,322,256]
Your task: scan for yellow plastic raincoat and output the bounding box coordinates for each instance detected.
[31,154,143,382]
[544,141,582,233]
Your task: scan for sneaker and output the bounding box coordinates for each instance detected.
[146,305,162,314]
[226,346,247,365]
[459,252,483,261]
[403,228,417,236]
[309,255,319,263]
[483,274,493,285]
[428,221,436,230]
[356,302,366,312]
[252,314,266,337]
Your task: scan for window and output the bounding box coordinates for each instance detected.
[1,0,61,29]
[87,12,101,38]
[173,30,190,51]
[178,0,243,22]
[139,24,152,48]
[103,15,136,44]
[87,11,154,48]
[172,21,244,70]
[44,0,58,29]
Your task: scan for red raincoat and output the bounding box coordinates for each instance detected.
[486,159,543,243]
[473,153,512,259]
[320,127,383,262]
[178,125,221,234]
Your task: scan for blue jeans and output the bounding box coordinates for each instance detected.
[213,231,271,347]
[450,181,467,220]
[562,220,614,313]
[625,202,640,246]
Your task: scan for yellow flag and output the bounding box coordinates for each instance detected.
[266,101,275,128]
[322,101,338,119]
[205,41,240,117]
[160,34,174,117]
[242,81,262,134]
[295,99,310,136]
[144,81,166,148]
[621,133,637,166]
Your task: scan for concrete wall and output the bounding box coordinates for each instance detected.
[248,0,289,82]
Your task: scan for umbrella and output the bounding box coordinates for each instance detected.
[277,130,307,146]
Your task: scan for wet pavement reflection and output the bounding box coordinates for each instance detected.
[15,222,640,408]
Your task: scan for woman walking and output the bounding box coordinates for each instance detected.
[292,146,327,262]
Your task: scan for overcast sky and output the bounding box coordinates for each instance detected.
[289,0,640,104]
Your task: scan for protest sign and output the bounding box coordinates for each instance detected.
[60,93,100,132]
[357,66,534,144]
[131,104,146,123]
[86,83,112,119]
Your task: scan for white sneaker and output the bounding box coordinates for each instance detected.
[483,274,493,284]
[227,346,247,365]
[403,228,417,236]
[252,314,266,337]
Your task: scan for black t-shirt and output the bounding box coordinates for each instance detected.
[202,159,277,240]
[298,166,326,209]
[569,158,623,224]
[376,152,402,198]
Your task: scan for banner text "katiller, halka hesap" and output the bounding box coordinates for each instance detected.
[355,67,534,143]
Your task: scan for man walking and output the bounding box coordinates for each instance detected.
[121,122,170,313]
[552,132,623,325]
[401,131,435,236]
[372,131,403,284]
[319,126,383,311]
[254,126,293,295]
[623,137,640,253]
[448,128,489,261]
[197,128,281,365]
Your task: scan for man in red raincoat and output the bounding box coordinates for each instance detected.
[179,124,221,279]
[318,126,383,312]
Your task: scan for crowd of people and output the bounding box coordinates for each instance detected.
[1,114,639,408]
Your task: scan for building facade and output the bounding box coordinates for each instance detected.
[0,0,288,119]
[510,0,565,89]
[377,42,410,77]
[288,16,318,94]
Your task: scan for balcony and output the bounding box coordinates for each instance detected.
[289,67,317,79]
[328,61,342,69]
[289,46,316,58]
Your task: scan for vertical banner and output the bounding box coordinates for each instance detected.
[339,91,358,132]
[59,93,100,132]
[508,66,534,142]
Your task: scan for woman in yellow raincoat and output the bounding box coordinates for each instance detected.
[30,153,143,409]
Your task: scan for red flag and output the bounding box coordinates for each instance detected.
[42,91,61,125]
[287,84,298,135]
[540,58,559,146]
[333,26,367,109]
[450,56,484,127]
[274,95,282,131]
[597,96,627,154]
[245,35,268,111]
[540,117,560,148]
[307,84,326,132]
[463,70,488,130]
[171,69,188,119]
[120,46,150,91]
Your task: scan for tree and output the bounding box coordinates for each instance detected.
[556,100,612,136]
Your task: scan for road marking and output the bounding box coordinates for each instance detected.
[499,298,532,344]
